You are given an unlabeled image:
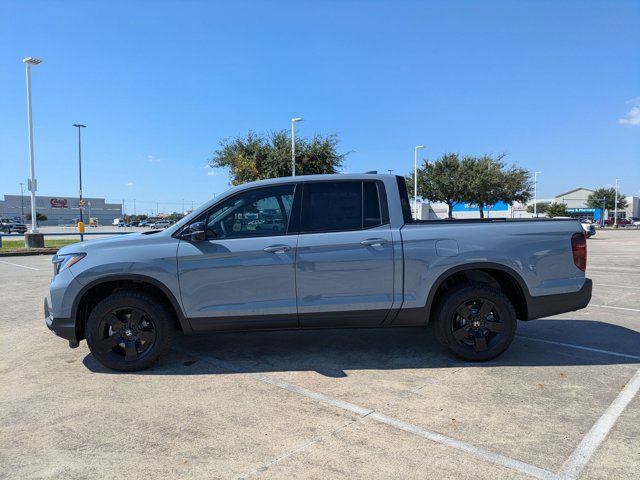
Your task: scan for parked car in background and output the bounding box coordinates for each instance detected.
[629,217,640,227]
[604,217,630,226]
[112,218,125,227]
[151,220,172,229]
[0,217,27,234]
[45,174,591,371]
[124,221,140,227]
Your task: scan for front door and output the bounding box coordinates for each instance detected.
[295,181,395,327]
[177,184,298,331]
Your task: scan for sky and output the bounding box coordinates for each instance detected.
[1,0,639,214]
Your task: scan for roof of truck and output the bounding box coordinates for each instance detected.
[232,173,397,189]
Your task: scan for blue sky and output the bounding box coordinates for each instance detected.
[1,0,639,214]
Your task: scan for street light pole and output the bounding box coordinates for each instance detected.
[291,117,303,176]
[73,124,86,223]
[23,57,42,234]
[413,145,424,219]
[614,179,620,227]
[533,171,541,217]
[19,182,25,218]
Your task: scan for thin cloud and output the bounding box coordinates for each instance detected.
[619,98,640,126]
[207,170,219,176]
[125,181,134,187]
[147,155,161,163]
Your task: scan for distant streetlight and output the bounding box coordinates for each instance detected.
[291,117,303,176]
[23,56,42,233]
[533,171,541,217]
[614,179,620,226]
[73,124,86,223]
[413,145,425,219]
[19,182,25,218]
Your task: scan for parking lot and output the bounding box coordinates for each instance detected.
[0,229,638,479]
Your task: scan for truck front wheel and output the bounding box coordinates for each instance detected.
[85,290,175,371]
[433,284,517,362]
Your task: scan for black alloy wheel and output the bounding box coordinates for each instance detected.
[98,307,157,362]
[433,284,517,362]
[86,290,174,371]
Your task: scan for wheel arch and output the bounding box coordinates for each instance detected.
[425,262,531,323]
[71,274,192,341]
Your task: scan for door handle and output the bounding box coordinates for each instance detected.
[263,245,291,254]
[360,238,387,247]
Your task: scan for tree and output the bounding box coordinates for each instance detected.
[461,155,504,219]
[586,187,628,219]
[209,130,347,185]
[546,202,568,217]
[410,153,468,218]
[461,155,533,218]
[25,211,47,221]
[526,202,550,215]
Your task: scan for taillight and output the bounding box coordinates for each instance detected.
[571,232,587,272]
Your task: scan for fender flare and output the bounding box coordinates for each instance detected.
[423,261,532,321]
[70,274,193,334]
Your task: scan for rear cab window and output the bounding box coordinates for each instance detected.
[298,180,388,233]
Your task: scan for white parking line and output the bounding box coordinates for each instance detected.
[557,368,640,480]
[175,347,556,480]
[517,336,640,362]
[0,260,40,271]
[593,283,640,290]
[589,304,640,313]
[239,418,363,479]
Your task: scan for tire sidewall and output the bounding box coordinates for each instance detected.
[434,284,517,362]
[86,291,174,371]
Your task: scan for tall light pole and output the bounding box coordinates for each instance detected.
[614,179,620,227]
[23,57,42,234]
[533,171,541,217]
[413,145,424,219]
[73,124,86,223]
[291,117,303,176]
[19,182,25,218]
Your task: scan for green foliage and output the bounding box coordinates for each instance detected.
[526,202,550,214]
[546,202,568,217]
[25,211,47,221]
[586,187,628,212]
[409,153,532,218]
[408,153,466,218]
[209,130,347,185]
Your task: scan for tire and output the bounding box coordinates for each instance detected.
[433,284,517,362]
[85,290,175,371]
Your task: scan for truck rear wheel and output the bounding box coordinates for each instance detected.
[85,290,174,371]
[433,284,517,362]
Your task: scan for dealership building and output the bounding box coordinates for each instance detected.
[416,187,639,221]
[0,194,122,226]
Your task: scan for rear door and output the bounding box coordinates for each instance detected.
[294,180,395,327]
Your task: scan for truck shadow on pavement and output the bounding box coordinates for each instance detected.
[83,319,640,377]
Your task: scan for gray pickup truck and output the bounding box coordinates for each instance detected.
[45,174,591,371]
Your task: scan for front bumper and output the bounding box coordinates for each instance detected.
[526,278,592,320]
[44,298,79,347]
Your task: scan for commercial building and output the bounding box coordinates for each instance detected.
[415,187,639,221]
[0,194,122,226]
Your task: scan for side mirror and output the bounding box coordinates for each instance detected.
[190,230,206,242]
[181,221,208,242]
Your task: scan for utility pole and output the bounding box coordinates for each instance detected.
[533,171,541,217]
[291,117,303,176]
[19,182,25,218]
[614,179,620,227]
[73,124,86,223]
[23,57,42,239]
[413,145,425,219]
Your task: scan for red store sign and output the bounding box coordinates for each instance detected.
[50,198,69,209]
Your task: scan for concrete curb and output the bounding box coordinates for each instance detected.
[0,248,57,257]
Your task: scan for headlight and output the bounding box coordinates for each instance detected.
[52,253,86,275]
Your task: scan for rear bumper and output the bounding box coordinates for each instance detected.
[526,278,592,320]
[44,298,78,347]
